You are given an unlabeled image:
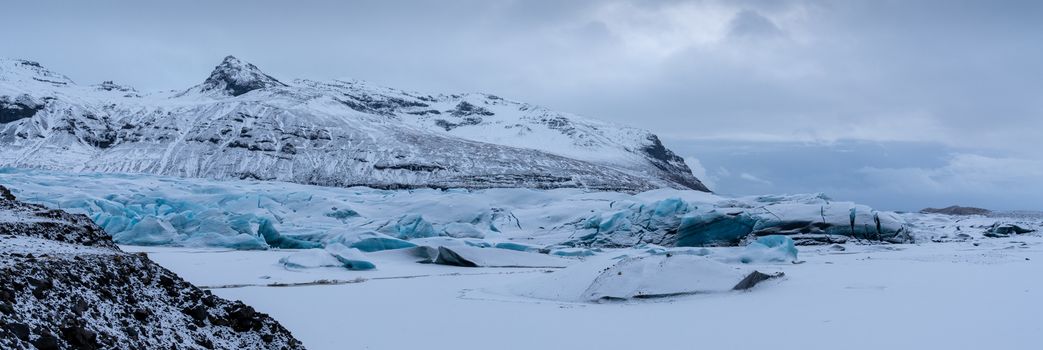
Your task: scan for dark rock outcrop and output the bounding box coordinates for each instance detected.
[0,95,44,124]
[640,135,710,192]
[733,271,785,291]
[0,185,305,350]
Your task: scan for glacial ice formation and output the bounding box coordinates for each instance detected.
[390,214,437,239]
[735,235,799,264]
[278,245,376,270]
[325,243,377,270]
[442,222,486,238]
[493,242,540,252]
[510,254,759,302]
[0,168,924,251]
[342,233,418,252]
[583,255,746,300]
[550,248,598,257]
[567,193,910,248]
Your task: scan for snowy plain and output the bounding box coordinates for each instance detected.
[123,238,1043,350]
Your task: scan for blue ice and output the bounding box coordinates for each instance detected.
[738,235,798,263]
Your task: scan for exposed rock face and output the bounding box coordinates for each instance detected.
[0,186,305,350]
[0,56,709,193]
[196,56,288,97]
[0,95,44,124]
[733,271,785,291]
[920,206,992,216]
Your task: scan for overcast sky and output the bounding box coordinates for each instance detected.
[4,0,1042,211]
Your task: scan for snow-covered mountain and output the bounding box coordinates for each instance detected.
[0,56,708,192]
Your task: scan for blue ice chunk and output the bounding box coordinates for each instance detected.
[350,235,418,252]
[278,249,342,269]
[393,214,438,239]
[112,216,179,246]
[654,247,712,257]
[494,242,540,252]
[325,208,360,221]
[326,243,376,270]
[583,210,631,234]
[464,239,492,248]
[551,247,596,257]
[182,232,269,250]
[738,235,798,263]
[755,235,798,255]
[226,214,255,236]
[653,197,687,217]
[443,222,485,239]
[97,215,132,234]
[257,218,321,249]
[193,210,240,236]
[675,211,756,246]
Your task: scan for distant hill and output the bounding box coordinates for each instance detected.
[920,205,991,216]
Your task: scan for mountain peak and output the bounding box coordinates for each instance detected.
[198,55,286,96]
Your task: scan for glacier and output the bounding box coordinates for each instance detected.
[0,168,925,251]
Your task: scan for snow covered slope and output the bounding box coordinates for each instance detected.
[0,56,708,192]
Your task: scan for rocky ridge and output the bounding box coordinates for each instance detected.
[0,185,305,350]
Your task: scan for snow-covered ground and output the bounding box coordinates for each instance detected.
[125,237,1043,350]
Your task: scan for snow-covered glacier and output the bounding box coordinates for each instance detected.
[1,168,918,250]
[0,56,706,193]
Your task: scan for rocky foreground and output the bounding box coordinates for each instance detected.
[0,185,305,349]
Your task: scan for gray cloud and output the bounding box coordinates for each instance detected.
[728,10,784,38]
